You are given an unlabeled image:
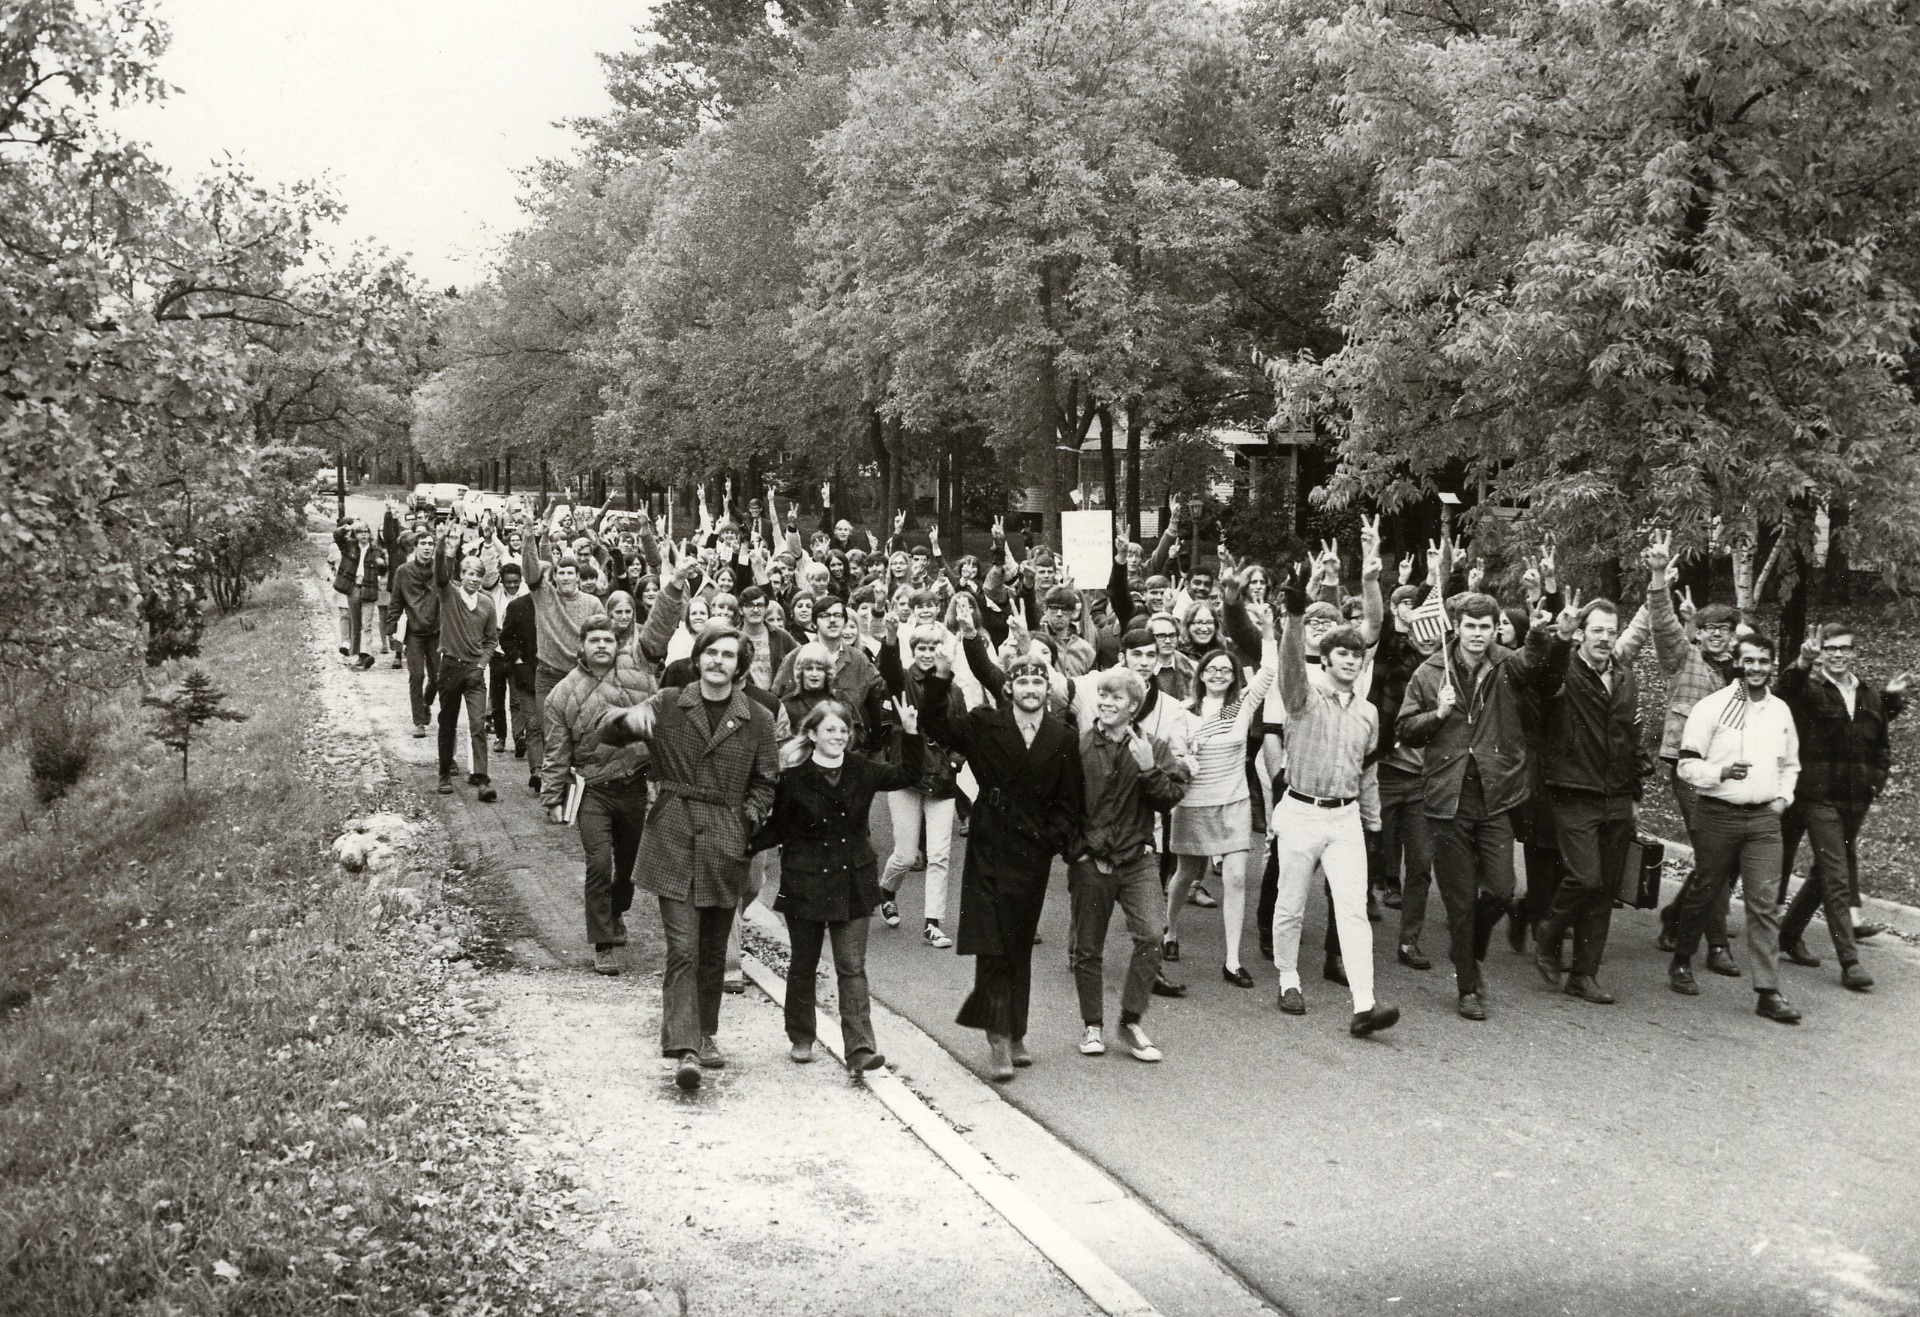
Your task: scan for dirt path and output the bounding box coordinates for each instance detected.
[305,521,1100,1317]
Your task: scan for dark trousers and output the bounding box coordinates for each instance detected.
[579,775,646,948]
[1382,766,1434,948]
[1523,842,1565,926]
[405,628,440,729]
[1661,761,1732,945]
[1779,801,1866,965]
[956,886,1048,1039]
[1068,854,1164,1026]
[1428,775,1516,996]
[1257,834,1278,953]
[1540,790,1634,977]
[436,661,489,780]
[657,897,736,1056]
[1671,798,1782,992]
[785,916,877,1057]
[488,654,513,744]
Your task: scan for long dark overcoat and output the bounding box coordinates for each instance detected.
[613,685,778,908]
[917,672,1082,958]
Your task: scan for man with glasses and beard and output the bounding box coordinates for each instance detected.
[917,648,1084,1083]
[1774,624,1908,989]
[1667,634,1804,1023]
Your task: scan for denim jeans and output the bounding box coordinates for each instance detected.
[1661,760,1731,945]
[784,915,876,1057]
[1778,800,1866,965]
[1541,789,1635,978]
[1672,798,1782,992]
[657,897,736,1056]
[405,628,440,729]
[1382,765,1435,948]
[579,774,646,948]
[1067,853,1165,1026]
[1427,772,1515,997]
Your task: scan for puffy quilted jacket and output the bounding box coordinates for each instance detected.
[539,653,661,809]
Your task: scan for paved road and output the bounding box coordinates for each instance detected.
[347,496,1920,1317]
[861,809,1920,1317]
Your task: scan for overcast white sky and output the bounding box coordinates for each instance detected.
[114,0,653,287]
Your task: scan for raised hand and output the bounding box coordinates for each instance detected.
[894,509,907,535]
[1397,554,1414,585]
[928,524,940,553]
[1359,513,1381,561]
[1888,672,1911,695]
[1362,543,1383,582]
[1114,533,1130,564]
[866,529,880,553]
[1425,538,1442,580]
[1556,586,1582,638]
[820,480,832,507]
[1645,528,1673,582]
[1538,535,1558,589]
[1521,557,1542,601]
[1467,558,1486,594]
[1678,585,1697,624]
[991,515,1006,542]
[1799,632,1823,668]
[892,696,919,736]
[1128,732,1156,771]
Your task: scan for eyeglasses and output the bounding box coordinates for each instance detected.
[1203,665,1235,678]
[1823,643,1855,653]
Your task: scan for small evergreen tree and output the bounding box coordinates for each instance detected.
[142,670,249,793]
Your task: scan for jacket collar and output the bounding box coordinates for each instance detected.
[676,682,752,754]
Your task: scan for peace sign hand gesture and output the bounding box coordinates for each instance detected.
[892,696,919,736]
[1644,528,1673,583]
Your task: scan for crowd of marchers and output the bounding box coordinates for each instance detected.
[326,493,1906,1089]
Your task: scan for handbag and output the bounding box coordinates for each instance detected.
[1615,832,1664,909]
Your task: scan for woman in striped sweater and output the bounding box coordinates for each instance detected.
[1163,605,1279,986]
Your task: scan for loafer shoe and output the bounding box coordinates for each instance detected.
[1222,964,1254,989]
[1191,884,1218,909]
[1278,987,1305,1016]
[1705,946,1743,977]
[1351,1004,1400,1038]
[1397,944,1431,971]
[1150,973,1187,998]
[1755,992,1802,1024]
[848,1048,886,1073]
[1382,887,1403,910]
[1841,962,1875,992]
[1457,992,1487,1021]
[1564,974,1615,1004]
[1669,964,1700,996]
[1782,940,1823,968]
[1853,921,1887,940]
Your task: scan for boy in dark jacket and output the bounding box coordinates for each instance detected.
[1774,623,1909,989]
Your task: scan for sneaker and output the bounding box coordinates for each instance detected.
[592,946,619,976]
[880,901,901,928]
[1191,883,1218,909]
[513,741,527,759]
[610,915,628,947]
[1121,1022,1161,1063]
[1161,936,1180,964]
[696,1036,726,1069]
[1079,1025,1106,1056]
[675,1053,702,1090]
[436,775,453,795]
[922,922,953,949]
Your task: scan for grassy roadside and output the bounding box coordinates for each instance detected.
[0,569,585,1316]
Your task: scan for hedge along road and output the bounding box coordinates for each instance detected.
[859,809,1920,1317]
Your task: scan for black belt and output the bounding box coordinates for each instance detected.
[1703,796,1772,812]
[1287,788,1357,809]
[598,768,649,791]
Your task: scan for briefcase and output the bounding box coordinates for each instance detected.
[1615,833,1664,909]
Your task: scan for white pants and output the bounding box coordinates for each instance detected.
[881,790,956,925]
[1271,795,1375,1012]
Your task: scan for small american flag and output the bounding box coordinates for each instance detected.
[1409,594,1450,646]
[1716,686,1749,731]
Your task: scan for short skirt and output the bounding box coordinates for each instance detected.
[1168,798,1252,856]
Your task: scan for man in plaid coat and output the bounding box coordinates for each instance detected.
[606,623,779,1091]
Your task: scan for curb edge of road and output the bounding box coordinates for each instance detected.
[737,946,1166,1317]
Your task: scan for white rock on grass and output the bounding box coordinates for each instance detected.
[331,812,416,873]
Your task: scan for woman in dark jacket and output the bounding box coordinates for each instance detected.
[751,697,923,1073]
[875,622,970,946]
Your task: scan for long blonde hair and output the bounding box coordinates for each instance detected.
[779,698,854,770]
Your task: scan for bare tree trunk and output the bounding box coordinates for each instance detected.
[1825,497,1851,603]
[1125,410,1143,546]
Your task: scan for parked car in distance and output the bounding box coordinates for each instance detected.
[462,490,509,522]
[408,483,437,512]
[314,466,346,492]
[428,483,469,519]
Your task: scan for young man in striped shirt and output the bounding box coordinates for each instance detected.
[1667,634,1804,1023]
[1269,572,1400,1038]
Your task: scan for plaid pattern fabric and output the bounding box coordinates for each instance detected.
[1647,584,1738,759]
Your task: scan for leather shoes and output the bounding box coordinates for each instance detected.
[1161,937,1180,964]
[1705,945,1742,977]
[1533,948,1564,988]
[1782,940,1822,967]
[987,1033,1015,1081]
[1278,987,1305,1015]
[696,1036,726,1069]
[1324,956,1348,986]
[1151,972,1188,998]
[1669,963,1700,996]
[1397,944,1431,971]
[1222,964,1254,989]
[1853,921,1887,939]
[1564,974,1615,1004]
[1010,1037,1033,1067]
[1350,1004,1400,1038]
[674,1053,702,1091]
[1457,992,1487,1021]
[1841,962,1875,992]
[1755,991,1802,1024]
[1382,886,1403,910]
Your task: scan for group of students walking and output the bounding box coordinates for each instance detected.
[344,495,1905,1090]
